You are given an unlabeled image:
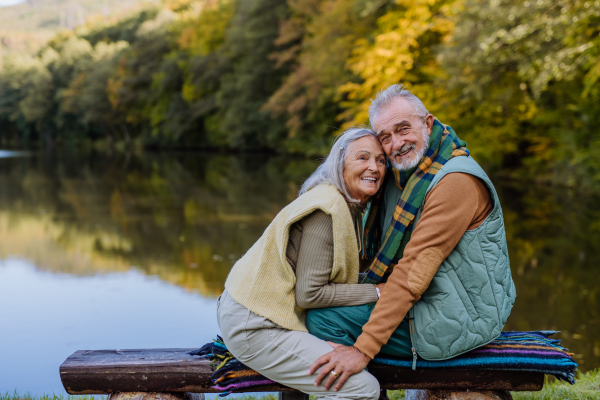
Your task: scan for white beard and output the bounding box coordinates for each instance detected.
[390,127,430,171]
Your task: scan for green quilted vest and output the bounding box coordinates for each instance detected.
[409,156,516,366]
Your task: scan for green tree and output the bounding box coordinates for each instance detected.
[0,53,53,143]
[213,0,291,150]
[60,41,130,142]
[176,0,234,148]
[443,0,600,187]
[263,0,385,155]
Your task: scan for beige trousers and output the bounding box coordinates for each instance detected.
[217,290,380,400]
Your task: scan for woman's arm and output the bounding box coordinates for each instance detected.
[294,210,379,309]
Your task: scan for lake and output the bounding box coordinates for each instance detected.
[0,150,598,395]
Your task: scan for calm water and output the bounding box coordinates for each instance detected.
[0,150,598,394]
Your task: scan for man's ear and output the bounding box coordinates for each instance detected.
[425,114,434,134]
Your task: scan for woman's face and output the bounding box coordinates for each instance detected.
[343,136,386,205]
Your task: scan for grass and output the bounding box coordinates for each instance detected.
[2,370,599,400]
[512,369,600,400]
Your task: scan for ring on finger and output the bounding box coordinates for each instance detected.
[330,371,339,378]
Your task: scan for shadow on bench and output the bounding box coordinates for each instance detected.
[60,348,544,400]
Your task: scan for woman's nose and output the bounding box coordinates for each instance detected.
[367,158,378,171]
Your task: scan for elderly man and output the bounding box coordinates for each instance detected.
[306,85,516,392]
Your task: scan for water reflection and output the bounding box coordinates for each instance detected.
[0,150,29,158]
[0,150,598,375]
[0,259,219,395]
[0,151,317,298]
[499,182,600,371]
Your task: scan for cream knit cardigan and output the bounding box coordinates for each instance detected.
[225,183,360,332]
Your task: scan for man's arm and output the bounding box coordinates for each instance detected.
[309,172,492,390]
[354,172,492,357]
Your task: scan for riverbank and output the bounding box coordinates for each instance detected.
[3,369,598,400]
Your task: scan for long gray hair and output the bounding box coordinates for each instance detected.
[299,127,378,203]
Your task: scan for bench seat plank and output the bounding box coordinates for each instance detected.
[60,349,544,395]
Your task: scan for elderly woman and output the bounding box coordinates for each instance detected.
[217,128,386,400]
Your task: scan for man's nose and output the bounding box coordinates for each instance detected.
[391,134,405,151]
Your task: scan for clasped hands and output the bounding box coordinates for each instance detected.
[307,342,371,392]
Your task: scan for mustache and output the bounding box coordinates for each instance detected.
[391,144,415,158]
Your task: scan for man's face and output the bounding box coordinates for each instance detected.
[372,98,434,171]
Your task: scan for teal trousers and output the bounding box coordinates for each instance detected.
[305,304,413,358]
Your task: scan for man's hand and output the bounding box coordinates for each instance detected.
[308,345,370,391]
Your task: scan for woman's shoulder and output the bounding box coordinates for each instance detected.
[300,183,344,201]
[293,183,346,212]
[301,209,332,229]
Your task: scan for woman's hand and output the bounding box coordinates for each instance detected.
[375,283,385,299]
[308,345,370,391]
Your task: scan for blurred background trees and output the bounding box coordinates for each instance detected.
[0,0,599,189]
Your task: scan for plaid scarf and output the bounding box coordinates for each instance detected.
[361,119,469,284]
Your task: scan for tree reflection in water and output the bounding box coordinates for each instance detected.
[0,150,597,371]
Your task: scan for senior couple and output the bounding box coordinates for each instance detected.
[217,85,516,400]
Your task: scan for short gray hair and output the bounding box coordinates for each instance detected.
[369,84,429,128]
[299,127,378,203]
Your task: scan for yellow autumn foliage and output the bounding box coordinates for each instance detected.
[338,0,459,128]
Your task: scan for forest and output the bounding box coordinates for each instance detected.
[0,0,599,189]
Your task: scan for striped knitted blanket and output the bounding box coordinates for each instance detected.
[189,331,577,396]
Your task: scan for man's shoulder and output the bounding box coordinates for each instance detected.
[436,171,484,189]
[428,156,493,196]
[427,172,484,200]
[434,156,490,184]
[425,172,493,226]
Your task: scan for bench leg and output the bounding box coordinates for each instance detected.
[278,391,309,400]
[108,392,205,400]
[404,389,512,400]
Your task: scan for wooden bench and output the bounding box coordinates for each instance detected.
[60,348,545,400]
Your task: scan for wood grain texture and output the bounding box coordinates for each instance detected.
[367,363,543,391]
[60,349,544,395]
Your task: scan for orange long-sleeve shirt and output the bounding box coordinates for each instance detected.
[354,172,493,359]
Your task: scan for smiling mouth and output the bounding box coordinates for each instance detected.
[392,144,415,159]
[398,148,412,157]
[361,177,378,183]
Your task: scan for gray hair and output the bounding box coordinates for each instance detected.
[368,84,429,128]
[299,127,378,203]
